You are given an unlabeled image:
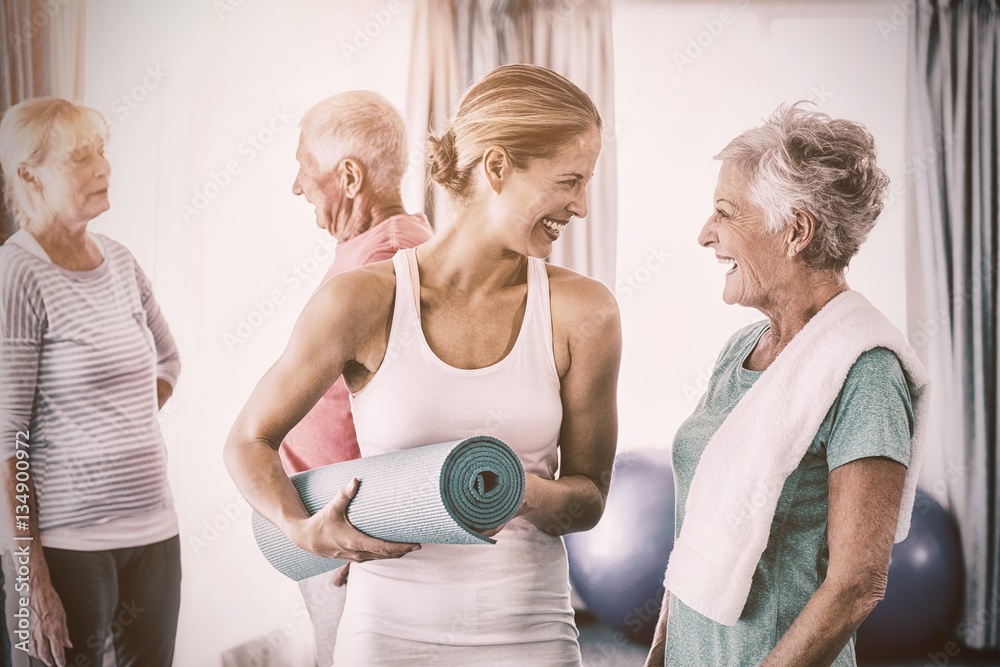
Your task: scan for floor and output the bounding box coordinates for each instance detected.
[575,613,1000,667]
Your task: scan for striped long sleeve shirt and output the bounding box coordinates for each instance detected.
[0,232,179,537]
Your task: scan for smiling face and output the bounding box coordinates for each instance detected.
[488,126,602,258]
[698,162,792,309]
[31,138,111,226]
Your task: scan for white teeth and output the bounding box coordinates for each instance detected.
[717,257,737,270]
[541,218,567,233]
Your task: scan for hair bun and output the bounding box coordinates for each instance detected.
[427,129,458,188]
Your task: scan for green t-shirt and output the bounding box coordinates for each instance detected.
[665,321,914,667]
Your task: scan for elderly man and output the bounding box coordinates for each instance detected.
[281,91,432,666]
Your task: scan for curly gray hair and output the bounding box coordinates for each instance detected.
[715,102,889,272]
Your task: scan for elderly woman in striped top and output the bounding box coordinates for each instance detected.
[0,98,181,667]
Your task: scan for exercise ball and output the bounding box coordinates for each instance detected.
[566,450,675,644]
[855,489,963,659]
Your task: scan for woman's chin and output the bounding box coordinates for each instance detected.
[721,286,742,306]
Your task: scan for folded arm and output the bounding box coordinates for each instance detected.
[223,267,417,562]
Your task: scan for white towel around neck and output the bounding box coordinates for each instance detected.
[663,290,930,627]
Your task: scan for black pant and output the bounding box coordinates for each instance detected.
[27,536,181,667]
[0,567,9,667]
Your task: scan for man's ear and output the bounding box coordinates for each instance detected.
[340,158,364,199]
[17,165,42,193]
[481,145,510,195]
[786,210,816,258]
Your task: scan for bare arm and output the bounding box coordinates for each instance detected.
[0,266,70,665]
[645,590,670,666]
[222,269,417,562]
[156,378,173,410]
[516,277,621,536]
[0,458,72,666]
[761,457,905,666]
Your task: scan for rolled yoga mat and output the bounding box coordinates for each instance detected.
[252,436,526,581]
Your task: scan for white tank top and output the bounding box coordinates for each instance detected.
[341,248,580,653]
[351,247,563,476]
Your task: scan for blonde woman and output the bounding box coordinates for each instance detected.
[0,98,181,667]
[225,64,621,666]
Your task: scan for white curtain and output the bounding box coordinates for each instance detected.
[405,0,619,289]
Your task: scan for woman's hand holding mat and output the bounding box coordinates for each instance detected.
[289,477,420,561]
[253,436,526,581]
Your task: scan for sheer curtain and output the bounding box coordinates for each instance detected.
[906,0,999,651]
[405,0,618,288]
[0,0,86,243]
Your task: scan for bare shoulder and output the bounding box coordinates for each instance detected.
[314,259,395,308]
[545,263,620,332]
[544,264,621,379]
[299,259,396,343]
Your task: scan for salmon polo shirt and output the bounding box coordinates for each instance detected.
[279,213,433,474]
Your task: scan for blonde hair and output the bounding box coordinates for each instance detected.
[0,97,109,228]
[299,91,408,198]
[427,64,602,198]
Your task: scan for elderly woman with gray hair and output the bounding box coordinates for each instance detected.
[645,104,929,666]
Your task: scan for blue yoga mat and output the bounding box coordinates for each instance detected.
[252,436,525,580]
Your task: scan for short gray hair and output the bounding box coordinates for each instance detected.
[298,91,407,197]
[715,102,889,272]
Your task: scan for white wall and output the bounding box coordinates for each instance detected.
[81,1,915,664]
[612,0,910,454]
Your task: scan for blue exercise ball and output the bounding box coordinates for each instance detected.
[565,450,675,644]
[855,488,963,658]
